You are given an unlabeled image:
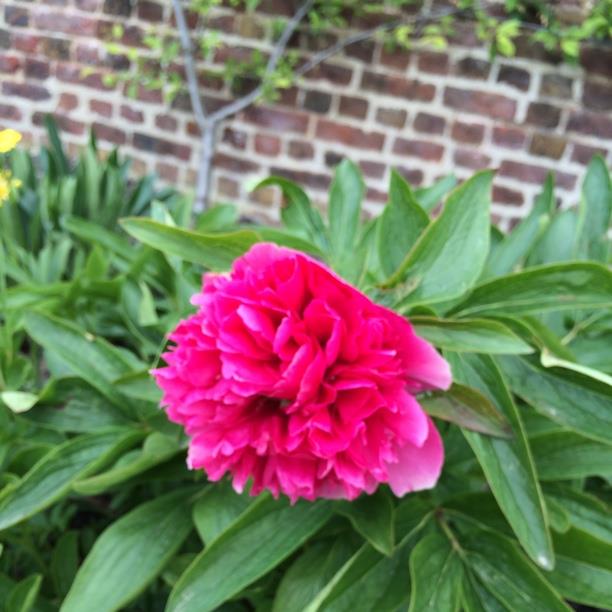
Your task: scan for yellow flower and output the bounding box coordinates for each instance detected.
[0,129,22,154]
[0,170,21,205]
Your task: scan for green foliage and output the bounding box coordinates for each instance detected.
[0,126,611,611]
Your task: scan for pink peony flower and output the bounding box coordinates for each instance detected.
[153,243,451,502]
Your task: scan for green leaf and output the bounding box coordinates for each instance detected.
[383,171,493,307]
[451,262,612,317]
[168,496,332,612]
[547,485,612,543]
[23,312,138,411]
[0,429,141,530]
[192,480,253,545]
[540,350,612,386]
[51,531,79,597]
[447,353,553,569]
[548,528,612,609]
[0,391,38,413]
[408,533,463,612]
[530,431,612,480]
[462,530,569,611]
[461,572,507,612]
[195,204,238,233]
[412,316,533,354]
[414,174,457,213]
[6,574,42,612]
[420,383,511,438]
[254,226,325,258]
[72,432,180,495]
[273,539,357,612]
[575,155,611,261]
[335,488,395,556]
[306,541,414,612]
[120,218,259,270]
[255,176,328,250]
[328,160,364,276]
[64,216,135,262]
[527,209,577,265]
[499,356,612,445]
[377,170,429,278]
[305,501,431,612]
[483,174,553,279]
[61,489,194,612]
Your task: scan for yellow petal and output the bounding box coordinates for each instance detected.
[0,129,22,154]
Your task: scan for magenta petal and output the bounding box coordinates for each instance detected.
[386,417,444,496]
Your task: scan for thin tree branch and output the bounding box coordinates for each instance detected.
[205,0,314,125]
[172,0,207,127]
[296,5,464,78]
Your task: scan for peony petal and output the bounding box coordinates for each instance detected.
[386,416,444,496]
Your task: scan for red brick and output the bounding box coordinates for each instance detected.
[0,103,22,121]
[41,37,71,60]
[93,122,125,144]
[540,73,573,98]
[396,167,423,186]
[34,11,97,36]
[414,112,445,135]
[529,133,567,160]
[155,162,178,182]
[120,104,144,123]
[13,32,40,54]
[359,160,386,179]
[216,175,239,199]
[580,44,612,79]
[25,58,50,80]
[244,106,308,133]
[155,114,178,132]
[133,133,191,160]
[362,71,435,102]
[493,185,524,206]
[393,138,444,161]
[338,95,368,119]
[57,92,78,111]
[303,61,352,86]
[344,40,375,63]
[254,134,281,156]
[316,120,385,150]
[5,6,29,27]
[492,126,526,149]
[222,127,247,150]
[270,167,331,190]
[90,100,113,118]
[366,187,387,203]
[103,0,132,16]
[56,63,113,91]
[138,0,164,21]
[2,81,50,101]
[497,65,530,91]
[33,112,84,135]
[417,51,449,75]
[288,140,314,159]
[500,161,576,190]
[451,121,484,144]
[454,148,491,170]
[375,107,407,128]
[379,46,411,70]
[303,90,332,114]
[567,111,612,139]
[444,87,516,121]
[454,56,490,79]
[571,143,607,165]
[214,152,259,173]
[0,54,21,74]
[525,102,561,129]
[583,80,612,112]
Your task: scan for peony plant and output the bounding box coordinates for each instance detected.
[0,149,611,611]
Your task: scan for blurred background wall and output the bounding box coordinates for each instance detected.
[1,0,611,228]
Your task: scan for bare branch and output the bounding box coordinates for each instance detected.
[172,0,207,127]
[296,5,464,78]
[205,0,314,125]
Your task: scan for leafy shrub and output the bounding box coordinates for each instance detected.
[0,129,611,611]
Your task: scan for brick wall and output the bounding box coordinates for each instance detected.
[1,1,612,228]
